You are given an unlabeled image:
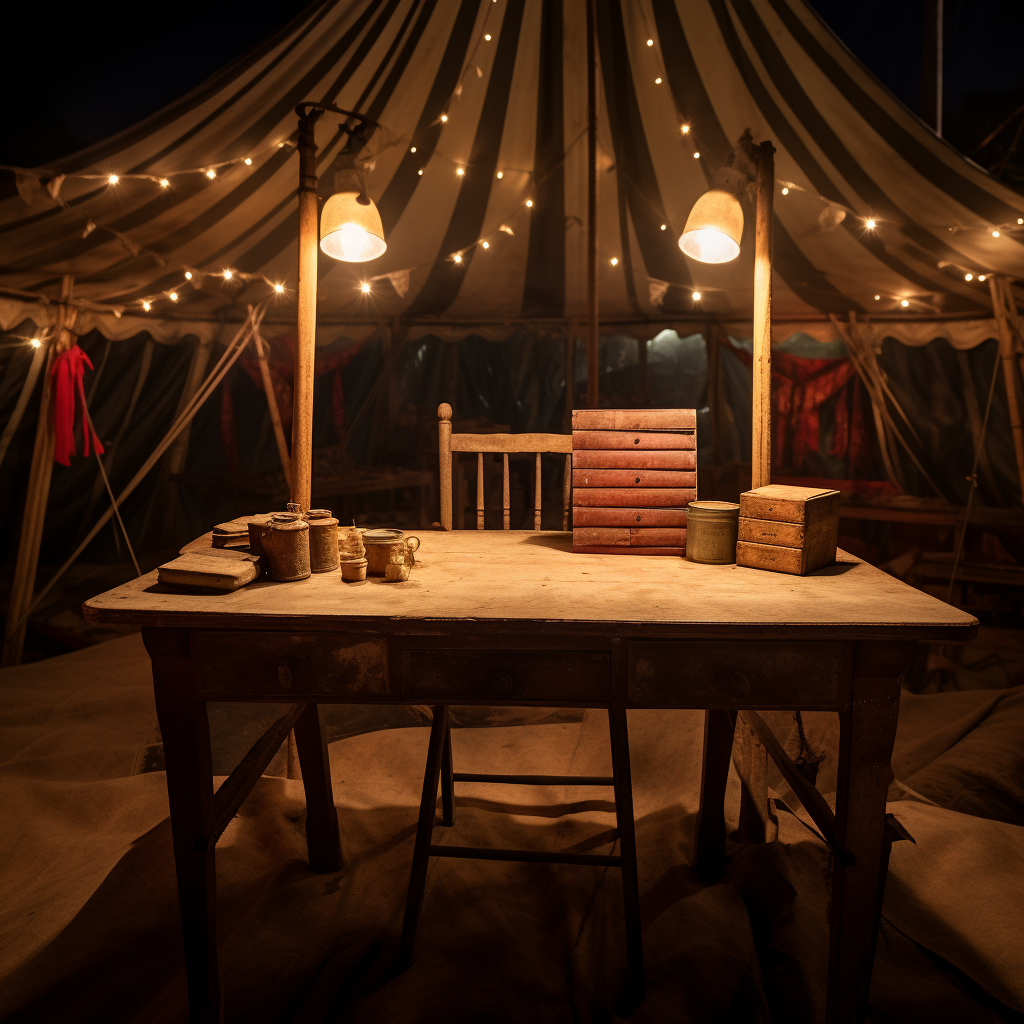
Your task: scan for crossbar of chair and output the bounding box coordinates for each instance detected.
[453,772,614,786]
[429,845,623,866]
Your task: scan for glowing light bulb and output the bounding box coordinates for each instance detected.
[525,199,533,207]
[169,291,179,302]
[440,114,448,123]
[274,283,284,294]
[680,124,690,134]
[874,294,880,301]
[360,282,371,293]
[965,273,973,281]
[610,257,619,266]
[496,170,503,179]
[418,169,423,176]
[452,252,463,264]
[484,33,491,40]
[158,178,169,188]
[647,38,653,46]
[979,274,987,281]
[142,300,152,311]
[693,151,700,159]
[499,224,513,235]
[901,299,909,307]
[244,158,252,166]
[692,291,701,302]
[865,218,876,229]
[185,271,193,280]
[206,169,217,179]
[655,77,662,85]
[660,224,666,230]
[482,240,489,249]
[456,166,465,176]
[411,146,417,153]
[223,269,233,280]
[992,230,1000,238]
[1018,218,1023,225]
[781,187,789,195]
[30,337,41,348]
[107,174,119,185]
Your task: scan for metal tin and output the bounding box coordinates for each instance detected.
[362,529,420,575]
[685,500,740,564]
[306,509,340,573]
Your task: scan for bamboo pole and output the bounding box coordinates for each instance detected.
[2,275,75,666]
[585,0,599,410]
[751,142,775,489]
[292,109,323,511]
[253,323,292,491]
[989,276,1024,505]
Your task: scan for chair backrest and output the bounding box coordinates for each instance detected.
[438,403,572,531]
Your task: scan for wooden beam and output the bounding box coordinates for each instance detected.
[253,324,292,491]
[586,0,599,410]
[292,109,323,511]
[751,142,775,490]
[2,275,75,666]
[989,276,1024,506]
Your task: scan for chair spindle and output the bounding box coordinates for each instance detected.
[477,452,485,530]
[503,454,510,530]
[562,453,571,531]
[534,453,542,529]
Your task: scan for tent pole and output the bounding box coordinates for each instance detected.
[585,0,599,410]
[989,276,1024,505]
[751,142,775,490]
[293,109,323,511]
[2,275,75,666]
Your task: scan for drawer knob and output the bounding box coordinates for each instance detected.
[492,674,513,695]
[635,476,641,484]
[278,665,293,689]
[730,671,750,694]
[636,514,641,522]
[633,438,640,444]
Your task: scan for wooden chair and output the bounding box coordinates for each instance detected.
[399,403,644,1001]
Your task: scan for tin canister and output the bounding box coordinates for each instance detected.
[685,500,740,564]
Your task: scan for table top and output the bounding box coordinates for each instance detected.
[82,531,977,641]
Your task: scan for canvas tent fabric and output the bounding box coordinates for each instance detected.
[1,0,1022,346]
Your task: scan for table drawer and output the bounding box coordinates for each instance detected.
[399,649,611,704]
[192,630,388,699]
[629,641,849,708]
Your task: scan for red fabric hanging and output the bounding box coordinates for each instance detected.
[51,344,104,466]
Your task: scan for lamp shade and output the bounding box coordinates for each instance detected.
[678,189,743,264]
[320,192,387,262]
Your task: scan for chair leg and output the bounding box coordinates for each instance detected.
[693,710,736,881]
[440,718,455,827]
[398,704,449,970]
[608,708,645,1003]
[293,703,342,873]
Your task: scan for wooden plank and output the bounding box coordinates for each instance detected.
[572,545,682,556]
[572,507,688,527]
[573,469,696,488]
[572,449,696,470]
[572,409,696,430]
[450,432,572,453]
[737,516,836,549]
[739,484,840,524]
[573,430,695,451]
[573,528,686,548]
[752,141,774,490]
[573,487,695,507]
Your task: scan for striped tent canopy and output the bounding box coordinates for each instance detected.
[2,0,1022,344]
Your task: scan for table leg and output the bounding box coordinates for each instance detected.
[826,641,908,1024]
[293,703,342,872]
[440,718,455,827]
[144,628,221,1024]
[692,709,736,880]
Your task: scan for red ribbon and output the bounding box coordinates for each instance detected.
[51,344,104,466]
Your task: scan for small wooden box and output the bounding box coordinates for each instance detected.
[571,409,696,555]
[735,484,839,575]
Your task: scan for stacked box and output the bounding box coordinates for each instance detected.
[571,409,696,555]
[736,484,840,575]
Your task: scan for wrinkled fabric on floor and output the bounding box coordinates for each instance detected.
[0,634,1021,1023]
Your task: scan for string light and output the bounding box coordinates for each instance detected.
[965,272,974,281]
[660,224,666,230]
[206,169,217,180]
[418,169,423,176]
[680,124,690,134]
[440,114,449,123]
[456,167,465,176]
[992,230,1000,238]
[360,281,371,293]
[452,252,463,264]
[184,271,193,280]
[223,269,233,280]
[1018,218,1023,225]
[692,291,701,302]
[496,170,503,179]
[647,38,654,46]
[274,283,285,294]
[610,257,619,266]
[142,300,152,311]
[244,158,252,166]
[901,299,910,307]
[865,218,876,229]
[525,199,533,207]
[693,152,700,159]
[30,337,41,348]
[484,33,491,40]
[781,187,789,195]
[978,274,988,281]
[873,295,881,301]
[655,77,662,85]
[410,146,417,153]
[107,174,119,185]
[482,240,489,249]
[499,224,513,235]
[158,178,169,188]
[169,291,179,302]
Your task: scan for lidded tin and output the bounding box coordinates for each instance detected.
[305,509,340,573]
[685,500,740,564]
[263,517,310,581]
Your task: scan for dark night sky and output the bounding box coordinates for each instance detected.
[2,1,1022,169]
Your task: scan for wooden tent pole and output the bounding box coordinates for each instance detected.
[2,275,75,666]
[253,323,292,491]
[293,108,323,511]
[989,275,1024,505]
[585,0,599,410]
[751,142,775,489]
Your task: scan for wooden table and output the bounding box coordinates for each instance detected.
[84,531,976,1023]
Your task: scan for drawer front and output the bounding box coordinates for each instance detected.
[193,630,388,699]
[572,450,696,470]
[574,487,695,507]
[573,527,685,548]
[629,641,848,708]
[400,649,611,704]
[573,469,696,488]
[573,429,695,451]
[573,507,688,528]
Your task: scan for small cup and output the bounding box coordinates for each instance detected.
[340,556,367,582]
